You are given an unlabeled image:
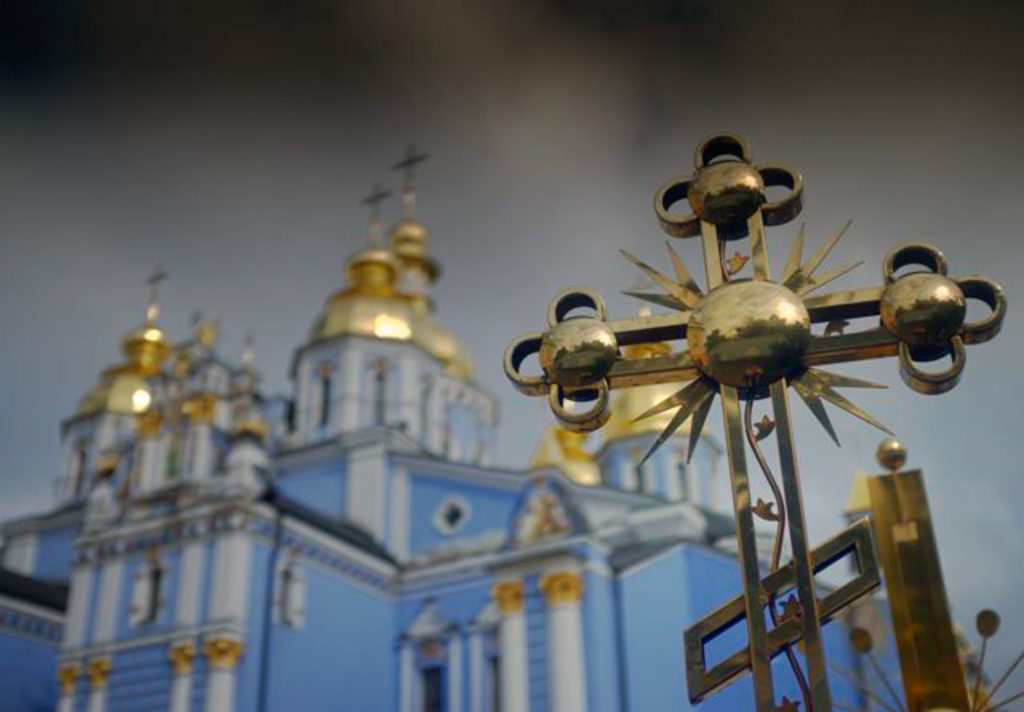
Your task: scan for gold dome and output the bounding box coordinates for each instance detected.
[390,218,440,282]
[75,365,153,417]
[309,244,474,380]
[602,342,687,445]
[530,424,599,485]
[121,324,171,376]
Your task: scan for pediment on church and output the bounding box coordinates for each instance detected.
[505,475,586,549]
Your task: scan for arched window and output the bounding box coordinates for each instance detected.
[130,549,166,626]
[372,358,389,426]
[317,363,333,428]
[71,438,90,498]
[275,552,306,628]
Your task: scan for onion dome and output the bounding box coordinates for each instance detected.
[602,341,685,445]
[76,269,170,417]
[309,177,475,380]
[530,424,600,485]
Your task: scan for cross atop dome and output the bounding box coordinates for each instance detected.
[392,144,430,219]
[361,183,391,247]
[145,266,168,325]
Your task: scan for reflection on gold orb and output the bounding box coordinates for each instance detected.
[875,437,907,472]
[687,281,810,388]
[539,318,618,388]
[687,161,765,225]
[880,273,966,350]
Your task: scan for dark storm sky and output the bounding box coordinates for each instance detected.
[2,0,1023,680]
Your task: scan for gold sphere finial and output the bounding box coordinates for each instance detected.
[875,437,907,472]
[976,608,1001,638]
[849,627,874,654]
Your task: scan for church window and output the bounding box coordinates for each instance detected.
[420,665,444,712]
[433,496,471,535]
[71,438,90,498]
[130,551,165,626]
[372,358,389,425]
[317,363,333,428]
[276,553,306,628]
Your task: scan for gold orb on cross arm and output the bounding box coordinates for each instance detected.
[880,273,966,351]
[875,437,907,472]
[538,318,619,388]
[687,161,766,226]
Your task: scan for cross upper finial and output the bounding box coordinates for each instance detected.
[392,144,430,218]
[145,266,168,324]
[361,182,392,246]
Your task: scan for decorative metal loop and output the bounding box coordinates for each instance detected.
[547,381,611,433]
[898,336,966,395]
[957,276,1007,345]
[502,333,547,396]
[693,133,753,169]
[546,287,607,328]
[757,163,803,227]
[654,175,701,238]
[883,243,949,284]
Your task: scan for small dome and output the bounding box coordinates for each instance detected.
[309,290,415,343]
[345,247,402,294]
[530,424,599,485]
[121,324,170,376]
[390,218,440,282]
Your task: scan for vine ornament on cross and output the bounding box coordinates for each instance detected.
[502,133,1006,711]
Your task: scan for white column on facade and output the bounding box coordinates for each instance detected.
[493,580,528,712]
[340,347,362,433]
[175,542,204,626]
[168,642,196,712]
[468,631,484,712]
[399,352,418,437]
[389,466,410,561]
[345,442,388,541]
[203,639,243,712]
[85,658,111,712]
[189,423,212,479]
[64,565,93,648]
[448,632,463,712]
[399,640,415,712]
[428,381,445,453]
[57,664,79,712]
[541,571,587,712]
[208,528,252,624]
[92,561,123,644]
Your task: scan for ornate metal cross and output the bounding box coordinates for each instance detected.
[503,134,1006,711]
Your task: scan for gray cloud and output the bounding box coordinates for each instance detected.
[1,0,1023,679]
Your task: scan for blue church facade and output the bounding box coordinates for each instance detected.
[0,163,887,712]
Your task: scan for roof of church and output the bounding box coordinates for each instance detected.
[0,567,69,612]
[262,486,396,565]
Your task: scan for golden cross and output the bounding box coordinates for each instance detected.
[503,133,1006,711]
[361,182,392,246]
[145,265,168,324]
[392,144,430,219]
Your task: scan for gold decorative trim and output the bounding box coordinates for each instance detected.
[168,642,196,676]
[204,638,244,669]
[57,664,79,693]
[183,393,217,423]
[540,571,584,605]
[137,410,162,438]
[87,657,112,688]
[493,580,525,614]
